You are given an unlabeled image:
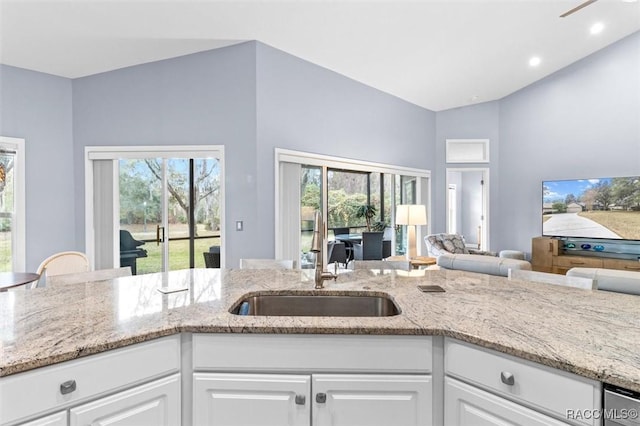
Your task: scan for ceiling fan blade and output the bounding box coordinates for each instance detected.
[560,0,599,17]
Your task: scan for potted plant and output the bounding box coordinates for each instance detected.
[356,204,377,231]
[371,220,388,232]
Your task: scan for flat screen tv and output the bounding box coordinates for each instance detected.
[542,176,640,241]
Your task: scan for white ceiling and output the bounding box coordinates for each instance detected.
[1,0,639,111]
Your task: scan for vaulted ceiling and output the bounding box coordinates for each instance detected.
[1,0,639,111]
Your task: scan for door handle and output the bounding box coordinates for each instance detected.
[295,394,306,405]
[156,225,165,245]
[316,393,327,403]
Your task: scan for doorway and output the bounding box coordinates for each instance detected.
[446,168,489,251]
[85,146,225,273]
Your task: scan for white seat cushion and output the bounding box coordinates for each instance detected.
[566,267,640,296]
[437,253,531,277]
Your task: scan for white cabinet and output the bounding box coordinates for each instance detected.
[313,374,432,426]
[193,373,311,426]
[69,374,180,426]
[0,335,180,426]
[193,372,432,426]
[445,377,570,426]
[444,338,601,426]
[17,412,67,426]
[192,334,434,426]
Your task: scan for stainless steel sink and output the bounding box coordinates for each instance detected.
[230,292,401,317]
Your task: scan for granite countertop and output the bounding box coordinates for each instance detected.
[1,268,639,393]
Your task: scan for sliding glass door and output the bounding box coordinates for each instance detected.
[118,158,220,274]
[276,149,430,269]
[86,146,224,274]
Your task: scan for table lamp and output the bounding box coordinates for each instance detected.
[396,204,427,260]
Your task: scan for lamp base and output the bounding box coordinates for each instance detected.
[406,225,417,260]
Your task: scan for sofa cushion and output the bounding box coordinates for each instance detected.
[437,253,532,277]
[566,267,640,296]
[425,233,469,257]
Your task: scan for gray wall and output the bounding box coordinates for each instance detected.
[4,29,638,268]
[435,101,500,247]
[434,31,640,256]
[0,65,74,270]
[497,30,640,254]
[255,42,436,257]
[17,41,433,269]
[72,42,258,268]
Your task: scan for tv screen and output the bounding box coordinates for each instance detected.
[542,176,640,241]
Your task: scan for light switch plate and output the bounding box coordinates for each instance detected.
[236,221,243,231]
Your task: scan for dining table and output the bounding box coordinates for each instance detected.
[0,272,40,292]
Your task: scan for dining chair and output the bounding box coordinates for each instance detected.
[352,232,384,260]
[327,241,348,267]
[332,227,350,238]
[239,259,295,269]
[32,251,91,289]
[46,267,132,286]
[508,269,596,290]
[36,251,90,276]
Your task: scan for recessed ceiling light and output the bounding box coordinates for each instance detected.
[529,56,541,67]
[621,0,638,3]
[590,22,605,35]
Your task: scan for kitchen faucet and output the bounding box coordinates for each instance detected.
[310,211,337,289]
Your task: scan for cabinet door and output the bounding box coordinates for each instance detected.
[193,373,310,426]
[69,374,180,426]
[313,374,432,426]
[19,411,67,426]
[531,237,555,272]
[445,377,570,426]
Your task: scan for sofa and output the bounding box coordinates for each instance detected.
[566,267,640,296]
[436,253,532,277]
[424,233,496,257]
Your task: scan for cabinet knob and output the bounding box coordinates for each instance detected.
[500,371,515,386]
[316,393,327,403]
[60,379,77,395]
[295,394,306,405]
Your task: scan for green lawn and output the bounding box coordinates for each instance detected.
[0,233,10,272]
[0,231,220,274]
[135,236,221,274]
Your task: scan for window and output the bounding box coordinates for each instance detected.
[0,137,25,271]
[276,149,431,268]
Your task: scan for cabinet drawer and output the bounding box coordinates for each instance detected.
[193,334,432,373]
[0,335,180,425]
[554,256,603,269]
[603,258,640,272]
[445,377,570,426]
[445,339,600,426]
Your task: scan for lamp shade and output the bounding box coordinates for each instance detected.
[395,204,427,226]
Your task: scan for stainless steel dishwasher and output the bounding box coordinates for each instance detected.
[604,384,640,426]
